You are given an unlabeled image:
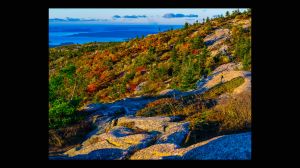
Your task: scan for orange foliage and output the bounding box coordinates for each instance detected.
[136,66,146,73]
[100,72,108,80]
[110,54,118,62]
[87,84,97,93]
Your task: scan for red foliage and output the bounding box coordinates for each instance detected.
[129,83,137,91]
[87,84,97,93]
[192,49,199,55]
[100,71,109,80]
[136,66,146,73]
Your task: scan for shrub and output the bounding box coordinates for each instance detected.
[136,98,180,117]
[205,91,251,132]
[191,36,204,49]
[49,99,83,129]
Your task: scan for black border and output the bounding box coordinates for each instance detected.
[48,0,252,8]
[22,0,267,163]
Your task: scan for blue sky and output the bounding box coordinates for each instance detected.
[49,8,247,25]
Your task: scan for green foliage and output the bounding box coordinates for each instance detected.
[49,75,63,102]
[180,58,196,90]
[201,76,245,99]
[226,11,230,17]
[124,72,135,82]
[232,26,251,70]
[148,46,155,55]
[191,36,204,49]
[49,98,82,129]
[184,22,189,29]
[206,17,210,22]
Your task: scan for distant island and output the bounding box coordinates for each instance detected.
[49,42,74,48]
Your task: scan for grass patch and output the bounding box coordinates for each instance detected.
[136,77,249,146]
[118,121,136,129]
[137,76,244,118]
[136,98,181,117]
[183,91,251,146]
[49,120,95,154]
[201,76,245,99]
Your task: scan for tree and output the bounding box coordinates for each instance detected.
[184,22,189,29]
[199,46,209,76]
[206,17,210,23]
[180,58,195,90]
[148,46,155,55]
[226,11,230,17]
[192,36,204,49]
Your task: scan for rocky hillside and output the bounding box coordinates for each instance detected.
[49,61,251,160]
[49,9,251,160]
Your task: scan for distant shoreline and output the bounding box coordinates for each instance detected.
[49,42,75,48]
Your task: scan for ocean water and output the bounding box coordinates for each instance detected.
[49,23,183,47]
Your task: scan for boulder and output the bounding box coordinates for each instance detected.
[204,29,230,46]
[211,62,243,75]
[202,71,250,91]
[156,122,190,146]
[84,116,115,140]
[135,82,147,92]
[51,148,127,160]
[64,126,157,159]
[129,143,182,160]
[158,89,181,96]
[117,116,177,132]
[129,132,251,160]
[83,103,106,113]
[182,132,251,160]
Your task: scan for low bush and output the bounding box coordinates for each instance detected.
[49,120,95,150]
[206,91,251,132]
[49,98,84,129]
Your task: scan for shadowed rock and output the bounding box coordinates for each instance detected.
[182,132,251,160]
[130,132,251,160]
[50,148,126,160]
[156,122,190,146]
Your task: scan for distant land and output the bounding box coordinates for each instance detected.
[49,42,74,48]
[49,24,183,46]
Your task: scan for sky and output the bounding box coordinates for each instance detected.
[49,8,247,25]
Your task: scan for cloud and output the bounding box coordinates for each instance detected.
[49,17,108,22]
[49,18,66,22]
[112,15,121,19]
[66,17,81,21]
[112,15,147,19]
[163,13,198,18]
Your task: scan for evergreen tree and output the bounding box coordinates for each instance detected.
[226,11,230,17]
[184,22,189,29]
[192,36,204,49]
[180,58,194,90]
[206,17,210,22]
